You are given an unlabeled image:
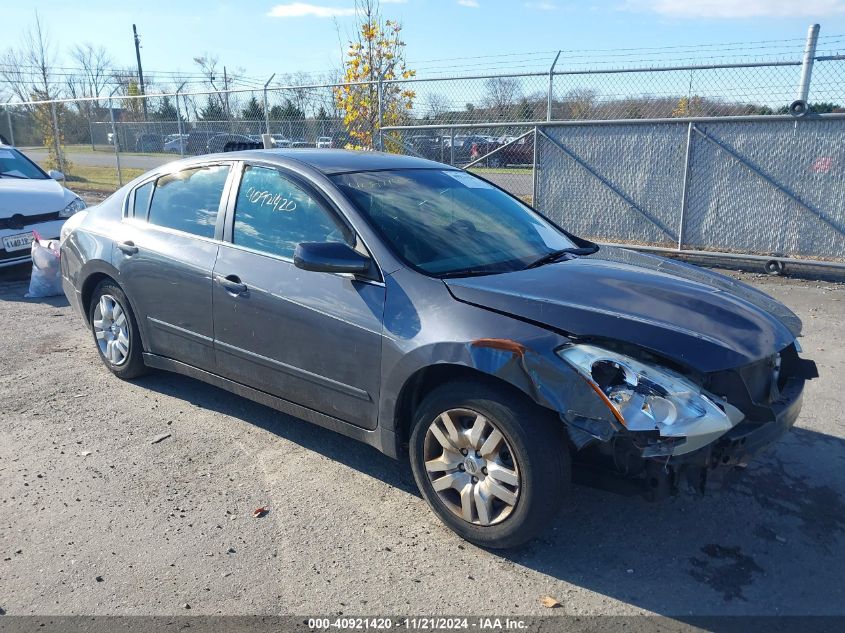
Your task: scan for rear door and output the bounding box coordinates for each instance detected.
[211,162,385,429]
[115,162,233,370]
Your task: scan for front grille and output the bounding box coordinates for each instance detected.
[704,347,790,421]
[0,211,61,230]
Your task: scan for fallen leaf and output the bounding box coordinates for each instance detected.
[253,506,269,518]
[150,433,172,444]
[540,596,561,609]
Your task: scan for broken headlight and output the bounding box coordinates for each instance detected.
[557,344,744,454]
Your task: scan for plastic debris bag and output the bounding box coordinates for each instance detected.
[25,232,63,298]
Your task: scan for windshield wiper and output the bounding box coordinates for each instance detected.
[523,245,599,270]
[0,172,27,179]
[438,268,505,279]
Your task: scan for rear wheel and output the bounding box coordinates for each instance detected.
[409,380,570,548]
[89,280,147,379]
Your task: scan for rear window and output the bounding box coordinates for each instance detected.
[132,181,153,218]
[147,165,229,238]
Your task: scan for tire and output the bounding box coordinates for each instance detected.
[764,260,786,276]
[88,279,148,380]
[409,380,570,548]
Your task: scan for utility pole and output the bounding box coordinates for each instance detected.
[223,66,231,132]
[133,24,148,121]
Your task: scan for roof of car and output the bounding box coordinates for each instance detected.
[232,148,451,175]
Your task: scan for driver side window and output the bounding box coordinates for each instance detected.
[233,165,348,258]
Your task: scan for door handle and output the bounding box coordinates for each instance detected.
[215,274,248,296]
[117,240,138,255]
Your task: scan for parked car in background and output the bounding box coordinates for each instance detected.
[270,134,291,148]
[164,134,188,154]
[185,131,218,155]
[316,136,333,148]
[0,143,85,267]
[452,134,501,165]
[206,134,261,154]
[60,149,816,548]
[135,133,165,153]
[289,139,311,148]
[497,135,534,166]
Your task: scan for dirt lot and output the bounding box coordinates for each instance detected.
[0,265,843,618]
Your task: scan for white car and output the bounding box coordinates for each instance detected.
[270,134,291,148]
[316,136,333,148]
[164,134,187,154]
[0,144,86,267]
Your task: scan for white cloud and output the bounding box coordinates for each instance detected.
[457,0,480,7]
[525,1,556,9]
[624,0,845,18]
[267,2,356,18]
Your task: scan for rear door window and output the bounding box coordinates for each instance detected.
[147,164,230,238]
[232,165,348,258]
[132,181,153,218]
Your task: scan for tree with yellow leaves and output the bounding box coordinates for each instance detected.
[334,0,415,150]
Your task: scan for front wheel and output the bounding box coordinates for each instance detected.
[409,380,570,548]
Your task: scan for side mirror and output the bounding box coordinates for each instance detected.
[294,241,370,275]
[48,170,65,181]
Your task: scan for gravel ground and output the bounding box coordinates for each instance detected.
[0,265,843,618]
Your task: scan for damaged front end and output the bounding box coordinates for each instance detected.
[556,342,818,500]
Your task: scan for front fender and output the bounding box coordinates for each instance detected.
[381,337,622,449]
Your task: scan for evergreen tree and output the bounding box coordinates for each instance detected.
[199,96,225,121]
[241,96,264,121]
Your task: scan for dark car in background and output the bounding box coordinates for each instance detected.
[206,134,261,153]
[184,131,218,155]
[135,133,165,153]
[497,135,534,166]
[60,149,816,548]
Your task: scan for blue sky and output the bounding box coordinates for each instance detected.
[4,0,845,90]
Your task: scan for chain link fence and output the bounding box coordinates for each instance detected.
[2,48,844,265]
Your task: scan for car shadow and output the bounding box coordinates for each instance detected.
[134,371,421,496]
[135,370,845,616]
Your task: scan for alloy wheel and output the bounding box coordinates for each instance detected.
[423,408,521,526]
[92,294,130,366]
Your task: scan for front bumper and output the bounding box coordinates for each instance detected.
[707,377,804,468]
[0,218,65,268]
[659,376,806,496]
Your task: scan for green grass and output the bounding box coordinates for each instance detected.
[21,144,173,158]
[63,165,146,193]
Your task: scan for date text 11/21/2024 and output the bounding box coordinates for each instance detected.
[307,617,529,630]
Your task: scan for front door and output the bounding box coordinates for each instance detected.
[212,164,385,430]
[115,163,231,369]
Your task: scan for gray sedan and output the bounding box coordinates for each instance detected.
[60,149,817,547]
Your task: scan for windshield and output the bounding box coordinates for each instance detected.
[0,148,48,180]
[332,169,576,277]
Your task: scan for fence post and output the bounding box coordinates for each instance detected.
[377,76,384,151]
[49,101,65,176]
[175,82,187,158]
[797,24,820,104]
[6,109,14,146]
[677,122,694,250]
[532,125,539,208]
[263,73,275,139]
[449,127,455,166]
[547,51,561,122]
[108,89,123,187]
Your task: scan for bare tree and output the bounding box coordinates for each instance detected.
[424,93,450,121]
[69,44,112,100]
[1,12,58,102]
[484,77,521,120]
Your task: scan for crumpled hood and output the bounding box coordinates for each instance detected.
[0,177,73,217]
[445,247,801,373]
